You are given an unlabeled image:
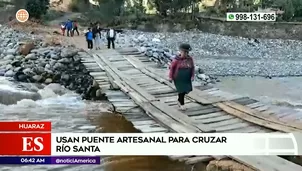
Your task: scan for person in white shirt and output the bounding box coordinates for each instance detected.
[106,28,116,49]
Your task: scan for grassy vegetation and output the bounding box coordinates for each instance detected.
[42,9,65,22]
[41,10,65,24]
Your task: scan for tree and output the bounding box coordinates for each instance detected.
[291,0,302,17]
[150,0,196,16]
[261,0,274,8]
[25,0,49,19]
[282,0,294,20]
[152,0,171,16]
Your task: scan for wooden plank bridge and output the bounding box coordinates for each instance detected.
[79,48,302,171]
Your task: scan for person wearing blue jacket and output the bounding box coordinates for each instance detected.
[65,19,73,37]
[85,28,93,50]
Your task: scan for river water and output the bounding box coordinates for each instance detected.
[215,76,302,109]
[0,76,199,171]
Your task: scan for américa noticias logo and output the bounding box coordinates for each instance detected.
[16,9,29,22]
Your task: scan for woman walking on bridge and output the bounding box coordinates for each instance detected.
[169,44,195,111]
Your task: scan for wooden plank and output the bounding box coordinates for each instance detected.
[160,96,180,102]
[254,106,271,112]
[185,156,213,164]
[149,88,176,95]
[185,104,215,111]
[132,120,156,126]
[185,107,219,116]
[154,92,178,98]
[141,103,198,133]
[208,118,244,128]
[96,53,157,102]
[199,115,235,124]
[139,82,161,87]
[134,125,167,133]
[247,102,265,109]
[165,100,191,106]
[93,55,128,92]
[231,156,302,171]
[187,108,222,116]
[191,112,226,120]
[145,86,172,92]
[112,102,137,107]
[108,98,131,102]
[215,102,301,132]
[152,101,216,133]
[222,125,265,133]
[209,90,241,98]
[215,122,251,132]
[223,101,302,131]
[232,97,257,105]
[180,102,204,109]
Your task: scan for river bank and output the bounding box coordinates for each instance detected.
[121,30,302,77]
[0,25,105,102]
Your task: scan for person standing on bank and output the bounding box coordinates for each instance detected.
[60,22,66,36]
[106,28,116,49]
[92,23,102,42]
[94,32,102,50]
[65,19,73,37]
[85,28,93,50]
[72,20,79,36]
[168,44,194,111]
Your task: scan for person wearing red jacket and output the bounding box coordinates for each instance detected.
[72,20,79,36]
[169,44,195,111]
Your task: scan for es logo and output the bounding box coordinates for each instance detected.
[22,137,44,152]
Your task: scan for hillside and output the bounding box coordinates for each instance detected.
[50,0,72,11]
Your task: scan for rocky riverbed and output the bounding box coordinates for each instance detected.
[0,25,105,101]
[119,30,302,77]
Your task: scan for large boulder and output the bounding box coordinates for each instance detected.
[19,42,35,55]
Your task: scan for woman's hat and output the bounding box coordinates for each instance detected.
[179,43,192,51]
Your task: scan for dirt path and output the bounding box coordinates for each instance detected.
[65,35,88,49]
[45,11,91,49]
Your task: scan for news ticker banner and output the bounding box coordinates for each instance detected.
[0,156,100,165]
[1,131,302,155]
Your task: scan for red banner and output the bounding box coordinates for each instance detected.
[0,121,51,132]
[0,133,51,155]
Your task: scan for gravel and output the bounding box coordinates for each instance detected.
[118,30,302,77]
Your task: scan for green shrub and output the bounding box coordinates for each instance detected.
[68,0,89,12]
[68,1,79,12]
[25,0,49,19]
